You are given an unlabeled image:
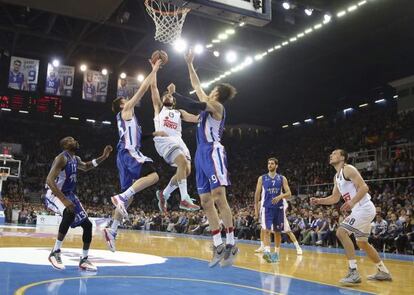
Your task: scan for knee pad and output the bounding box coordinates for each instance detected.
[81,219,93,244]
[59,208,76,235]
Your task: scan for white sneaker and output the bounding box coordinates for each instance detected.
[103,228,117,252]
[49,249,65,270]
[255,246,265,253]
[79,256,97,272]
[111,195,129,219]
[296,247,303,255]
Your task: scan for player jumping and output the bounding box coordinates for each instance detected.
[44,137,112,271]
[103,59,165,252]
[311,149,392,284]
[149,63,200,212]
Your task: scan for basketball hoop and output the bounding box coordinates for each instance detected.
[145,0,190,44]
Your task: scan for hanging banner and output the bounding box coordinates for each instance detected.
[82,70,108,102]
[45,63,75,97]
[117,76,139,99]
[8,56,39,91]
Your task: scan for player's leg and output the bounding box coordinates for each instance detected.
[78,218,97,271]
[261,208,273,262]
[356,240,392,281]
[111,153,159,217]
[173,153,199,211]
[104,198,133,252]
[49,206,75,270]
[283,210,302,255]
[335,227,361,284]
[255,228,265,252]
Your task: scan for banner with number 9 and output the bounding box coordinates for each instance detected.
[8,56,39,92]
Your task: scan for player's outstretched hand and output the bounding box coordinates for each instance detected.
[310,197,319,206]
[185,49,194,64]
[340,201,353,212]
[103,145,113,158]
[151,59,162,72]
[167,83,176,94]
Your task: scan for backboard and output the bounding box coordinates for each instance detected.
[171,0,272,26]
[0,154,21,179]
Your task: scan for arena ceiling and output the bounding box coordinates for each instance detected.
[0,0,413,127]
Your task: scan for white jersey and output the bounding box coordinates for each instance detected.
[154,107,182,137]
[335,166,371,209]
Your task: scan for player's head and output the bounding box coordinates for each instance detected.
[49,70,56,78]
[87,72,93,82]
[120,78,127,87]
[209,83,237,103]
[329,149,348,165]
[13,60,21,72]
[161,91,176,108]
[60,136,79,152]
[112,96,127,113]
[267,157,278,173]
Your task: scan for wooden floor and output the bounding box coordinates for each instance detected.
[0,225,413,295]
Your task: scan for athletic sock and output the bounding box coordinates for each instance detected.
[110,220,120,233]
[348,259,358,270]
[119,187,136,202]
[275,247,280,255]
[264,246,271,253]
[53,240,63,252]
[177,179,188,201]
[293,241,300,249]
[226,227,235,245]
[260,241,264,247]
[212,229,223,247]
[163,178,178,200]
[82,249,89,259]
[376,261,389,273]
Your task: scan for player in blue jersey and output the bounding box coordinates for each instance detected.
[102,59,165,252]
[179,49,237,267]
[117,78,133,99]
[254,158,292,263]
[45,70,63,95]
[83,72,96,100]
[44,136,112,271]
[8,59,27,90]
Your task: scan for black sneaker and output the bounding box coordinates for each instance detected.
[79,256,97,272]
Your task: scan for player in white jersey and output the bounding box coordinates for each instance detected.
[311,149,392,284]
[149,65,200,212]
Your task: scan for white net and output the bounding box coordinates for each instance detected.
[145,0,190,44]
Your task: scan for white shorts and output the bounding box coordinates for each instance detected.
[154,136,191,166]
[340,200,375,241]
[44,190,66,215]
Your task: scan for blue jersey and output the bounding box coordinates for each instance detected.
[9,71,25,90]
[116,112,143,152]
[51,151,78,193]
[261,173,283,208]
[83,82,96,99]
[196,109,225,145]
[117,87,132,99]
[45,77,60,95]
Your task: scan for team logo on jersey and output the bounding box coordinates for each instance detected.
[169,112,175,118]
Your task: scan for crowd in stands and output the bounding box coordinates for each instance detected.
[1,103,414,254]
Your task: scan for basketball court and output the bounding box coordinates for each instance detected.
[1,225,413,295]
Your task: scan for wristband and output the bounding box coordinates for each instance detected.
[92,159,98,167]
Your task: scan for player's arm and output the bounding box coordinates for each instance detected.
[179,109,199,123]
[45,154,74,211]
[342,165,369,208]
[310,177,341,206]
[77,145,113,172]
[174,91,223,120]
[123,59,162,114]
[254,176,263,219]
[150,67,162,115]
[272,176,292,204]
[184,49,209,102]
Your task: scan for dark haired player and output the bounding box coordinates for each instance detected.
[9,59,27,90]
[44,137,112,271]
[311,149,392,284]
[103,59,165,252]
[149,60,200,212]
[178,49,238,267]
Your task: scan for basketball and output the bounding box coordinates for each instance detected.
[151,50,168,65]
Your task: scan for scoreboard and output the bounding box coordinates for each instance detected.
[0,94,62,115]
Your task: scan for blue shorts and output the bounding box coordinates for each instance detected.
[44,191,87,228]
[117,149,155,191]
[195,142,230,195]
[262,205,284,232]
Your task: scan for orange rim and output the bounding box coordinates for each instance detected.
[145,0,190,16]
